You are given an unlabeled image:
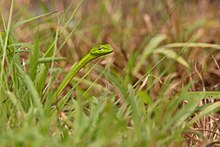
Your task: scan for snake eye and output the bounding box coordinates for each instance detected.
[98,47,102,51]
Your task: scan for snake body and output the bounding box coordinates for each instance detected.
[52,44,113,101]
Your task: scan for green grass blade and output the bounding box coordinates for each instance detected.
[12,11,58,29]
[0,0,14,98]
[154,47,189,68]
[25,57,65,65]
[35,40,57,96]
[133,34,167,75]
[164,42,220,50]
[15,64,44,118]
[6,91,24,112]
[29,31,39,81]
[9,42,34,50]
[187,102,220,126]
[63,0,84,29]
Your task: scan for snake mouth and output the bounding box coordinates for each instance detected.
[101,44,113,54]
[90,50,112,56]
[105,49,113,54]
[101,49,113,56]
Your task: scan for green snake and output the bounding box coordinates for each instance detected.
[52,44,113,101]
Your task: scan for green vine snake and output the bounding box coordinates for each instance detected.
[52,44,113,102]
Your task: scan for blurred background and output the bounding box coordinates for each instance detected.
[0,0,220,146]
[1,0,220,94]
[0,0,220,104]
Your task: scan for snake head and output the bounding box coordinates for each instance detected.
[90,44,113,56]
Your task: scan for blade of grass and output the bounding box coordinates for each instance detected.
[9,42,34,50]
[29,31,39,81]
[12,11,58,29]
[25,57,66,65]
[164,42,220,50]
[154,47,189,68]
[133,34,167,75]
[15,64,44,118]
[187,102,220,126]
[0,0,14,99]
[6,91,24,113]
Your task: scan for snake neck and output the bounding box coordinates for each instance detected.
[52,53,98,101]
[72,53,97,75]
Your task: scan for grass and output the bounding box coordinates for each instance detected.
[0,0,220,146]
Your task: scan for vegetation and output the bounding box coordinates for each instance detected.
[0,0,219,146]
